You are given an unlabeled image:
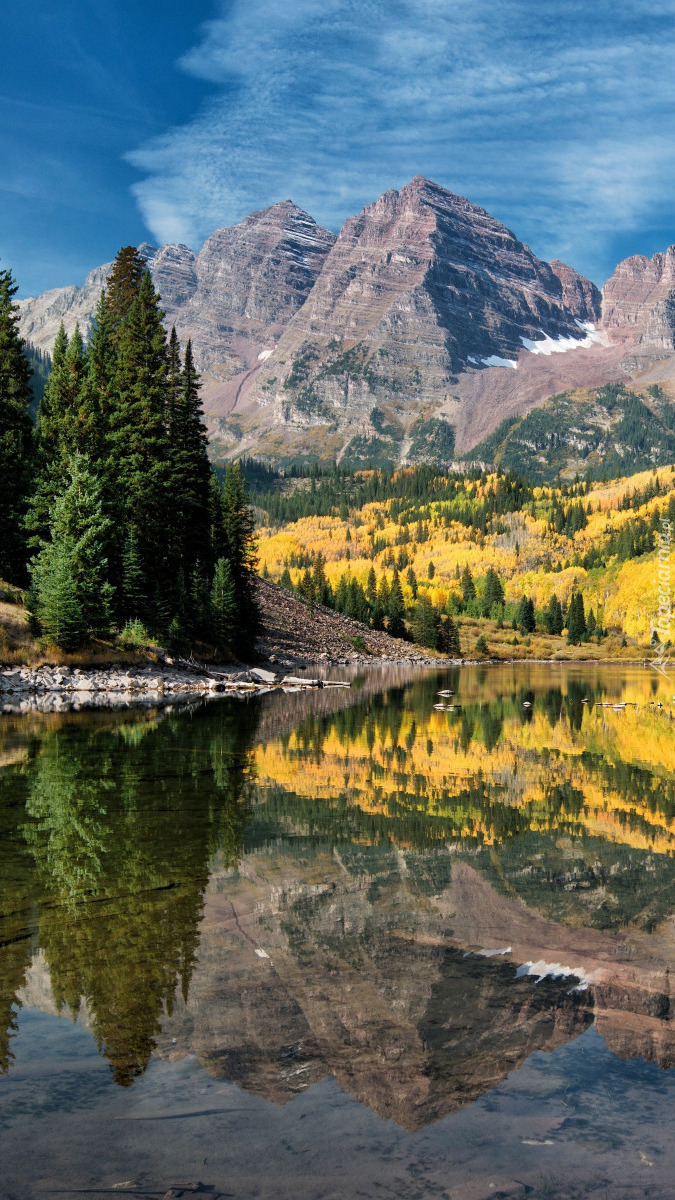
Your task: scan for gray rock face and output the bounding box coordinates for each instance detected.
[263,177,587,372]
[195,201,335,325]
[149,243,198,308]
[237,177,609,463]
[602,246,675,342]
[549,259,602,325]
[17,202,335,384]
[18,263,113,349]
[171,200,337,379]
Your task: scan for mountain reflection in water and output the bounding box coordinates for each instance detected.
[2,663,675,1131]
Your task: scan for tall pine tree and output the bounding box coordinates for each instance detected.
[28,323,90,551]
[105,247,148,342]
[31,455,114,645]
[388,569,406,639]
[108,270,173,626]
[211,558,237,654]
[0,265,34,581]
[219,462,260,658]
[168,336,212,575]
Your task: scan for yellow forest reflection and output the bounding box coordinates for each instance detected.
[255,669,675,858]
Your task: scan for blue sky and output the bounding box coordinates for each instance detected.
[4,0,675,296]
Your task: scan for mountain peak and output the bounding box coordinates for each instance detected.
[238,176,609,466]
[603,244,675,343]
[226,198,328,235]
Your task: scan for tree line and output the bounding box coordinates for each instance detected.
[0,250,259,657]
[275,549,604,653]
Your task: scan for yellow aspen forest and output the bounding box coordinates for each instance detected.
[253,462,675,654]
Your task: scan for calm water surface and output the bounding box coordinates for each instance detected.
[2,663,675,1199]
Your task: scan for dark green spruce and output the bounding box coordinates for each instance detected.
[14,245,260,656]
[0,266,34,581]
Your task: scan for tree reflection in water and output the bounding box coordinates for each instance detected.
[0,703,255,1083]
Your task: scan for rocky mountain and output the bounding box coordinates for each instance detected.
[149,851,595,1129]
[225,177,608,465]
[602,246,675,339]
[17,200,335,387]
[550,258,602,324]
[20,836,675,1130]
[17,177,675,467]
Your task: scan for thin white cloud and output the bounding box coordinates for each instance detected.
[126,0,675,282]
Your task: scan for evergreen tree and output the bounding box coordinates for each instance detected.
[220,462,260,657]
[107,270,172,624]
[411,593,440,649]
[190,561,213,640]
[31,541,86,651]
[168,338,212,575]
[0,265,34,580]
[299,566,316,615]
[482,566,504,617]
[84,290,118,461]
[377,573,390,614]
[567,592,587,645]
[33,322,68,463]
[388,570,406,639]
[211,557,237,654]
[371,573,389,629]
[369,568,384,630]
[334,573,349,612]
[312,551,330,605]
[59,325,88,450]
[517,594,536,634]
[28,324,91,553]
[105,246,147,340]
[31,455,114,640]
[208,472,226,561]
[366,566,377,608]
[545,593,564,635]
[166,325,182,414]
[120,530,146,623]
[446,615,461,657]
[345,578,369,623]
[460,564,476,603]
[166,570,191,655]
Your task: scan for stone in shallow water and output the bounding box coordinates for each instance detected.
[249,668,278,684]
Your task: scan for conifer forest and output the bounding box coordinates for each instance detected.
[0,250,259,659]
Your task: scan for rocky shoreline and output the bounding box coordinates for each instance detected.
[0,654,448,714]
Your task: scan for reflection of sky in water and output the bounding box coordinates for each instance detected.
[2,663,675,1198]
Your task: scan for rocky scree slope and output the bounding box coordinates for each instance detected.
[255,576,444,665]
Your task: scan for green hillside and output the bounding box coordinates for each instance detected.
[467,383,675,483]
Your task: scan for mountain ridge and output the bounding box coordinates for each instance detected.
[16,177,675,467]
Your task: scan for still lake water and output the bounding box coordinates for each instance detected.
[3,663,675,1199]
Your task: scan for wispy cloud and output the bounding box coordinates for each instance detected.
[127,0,675,281]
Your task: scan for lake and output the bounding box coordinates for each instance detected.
[2,663,675,1200]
